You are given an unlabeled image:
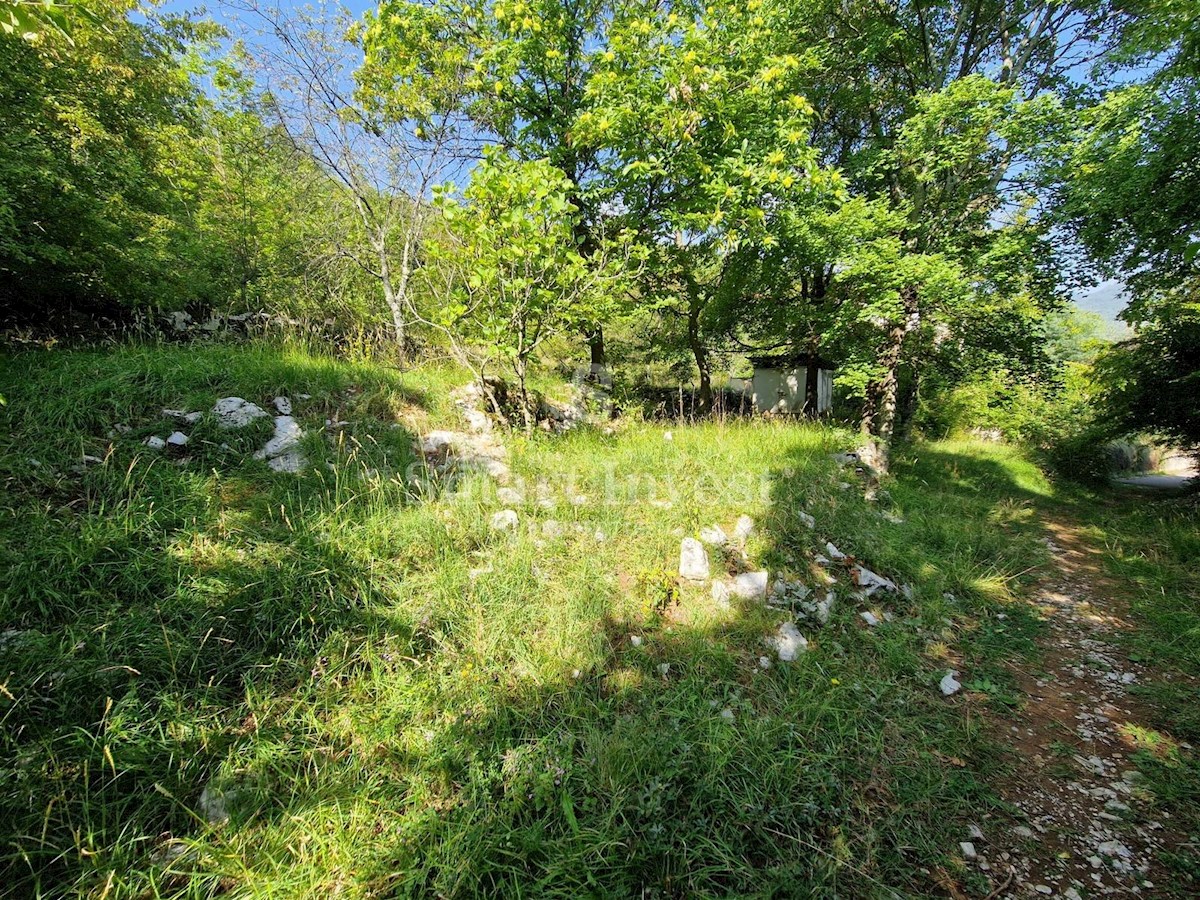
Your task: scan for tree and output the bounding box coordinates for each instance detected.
[231,0,475,360]
[0,1,225,316]
[432,152,638,427]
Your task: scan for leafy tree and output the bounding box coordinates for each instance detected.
[432,153,638,426]
[0,1,225,316]
[230,0,475,360]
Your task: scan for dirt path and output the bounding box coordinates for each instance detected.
[974,514,1188,898]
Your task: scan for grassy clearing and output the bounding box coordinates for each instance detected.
[0,342,1114,897]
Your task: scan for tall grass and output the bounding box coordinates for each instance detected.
[0,343,1087,897]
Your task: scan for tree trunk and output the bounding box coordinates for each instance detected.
[377,235,409,365]
[863,284,920,470]
[896,365,921,439]
[514,355,535,433]
[687,295,712,416]
[805,359,820,417]
[587,326,606,371]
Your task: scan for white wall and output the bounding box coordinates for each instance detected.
[751,367,832,414]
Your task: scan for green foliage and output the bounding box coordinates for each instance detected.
[433,152,638,422]
[0,1,224,312]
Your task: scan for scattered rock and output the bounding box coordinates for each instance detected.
[719,707,735,722]
[198,782,232,825]
[825,542,846,561]
[272,396,292,415]
[731,570,769,600]
[859,611,881,627]
[940,670,961,696]
[163,408,202,425]
[959,841,977,861]
[541,520,564,538]
[851,564,897,595]
[490,509,519,532]
[769,621,808,661]
[663,431,673,442]
[166,431,189,448]
[213,397,269,429]
[711,580,731,607]
[733,515,755,540]
[1013,825,1035,839]
[630,635,643,647]
[144,436,166,451]
[497,487,523,505]
[254,416,304,470]
[797,511,815,528]
[679,537,711,582]
[699,524,728,546]
[758,656,772,669]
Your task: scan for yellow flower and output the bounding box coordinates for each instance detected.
[830,678,840,685]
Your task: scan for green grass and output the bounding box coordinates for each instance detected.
[0,341,1179,897]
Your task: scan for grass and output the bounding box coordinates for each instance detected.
[0,341,1189,897]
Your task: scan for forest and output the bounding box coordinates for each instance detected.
[1,0,1198,897]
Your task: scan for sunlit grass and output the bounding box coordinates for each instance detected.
[0,341,1101,897]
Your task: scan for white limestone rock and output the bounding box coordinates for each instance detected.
[490,509,519,531]
[166,431,189,448]
[731,571,769,601]
[679,537,710,582]
[698,524,728,547]
[732,515,755,540]
[940,670,962,696]
[144,436,166,451]
[213,397,269,429]
[770,621,808,662]
[254,416,303,461]
[272,396,292,415]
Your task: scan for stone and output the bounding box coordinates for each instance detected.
[541,520,564,537]
[940,670,961,696]
[797,511,815,528]
[657,663,670,676]
[968,824,984,840]
[663,431,673,441]
[166,431,189,448]
[198,783,231,825]
[679,538,710,582]
[497,487,524,505]
[699,524,728,546]
[213,397,269,429]
[851,564,897,595]
[1034,886,1052,895]
[711,580,731,608]
[418,430,460,454]
[758,656,771,669]
[825,542,846,561]
[770,621,808,661]
[731,571,769,600]
[630,635,643,647]
[272,396,292,415]
[860,611,881,627]
[254,416,303,461]
[490,509,519,531]
[163,408,201,425]
[268,451,305,473]
[719,707,734,721]
[959,841,977,861]
[733,515,755,540]
[1013,825,1035,839]
[144,436,166,451]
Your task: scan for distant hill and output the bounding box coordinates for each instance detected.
[1074,280,1133,337]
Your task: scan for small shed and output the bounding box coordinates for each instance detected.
[748,353,834,416]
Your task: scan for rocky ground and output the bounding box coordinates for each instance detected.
[973,518,1194,898]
